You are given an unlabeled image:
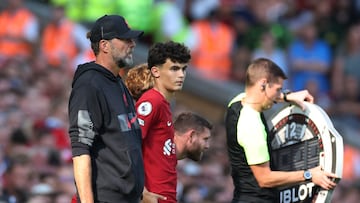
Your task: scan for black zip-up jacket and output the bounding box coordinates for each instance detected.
[68,62,144,203]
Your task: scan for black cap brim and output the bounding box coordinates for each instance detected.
[118,30,144,39]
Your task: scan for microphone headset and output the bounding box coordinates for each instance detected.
[243,82,277,104]
[262,82,277,104]
[261,83,266,91]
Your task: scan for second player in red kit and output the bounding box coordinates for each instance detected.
[136,41,191,203]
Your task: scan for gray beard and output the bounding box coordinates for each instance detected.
[116,57,133,68]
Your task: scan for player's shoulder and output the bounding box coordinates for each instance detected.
[228,93,245,107]
[136,99,154,117]
[137,89,165,106]
[136,89,166,117]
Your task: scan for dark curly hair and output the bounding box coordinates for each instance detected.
[147,41,191,69]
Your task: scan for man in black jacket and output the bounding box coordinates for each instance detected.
[68,15,144,203]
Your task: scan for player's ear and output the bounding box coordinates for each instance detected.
[188,130,196,143]
[150,66,160,78]
[99,39,109,52]
[261,83,266,91]
[259,79,267,91]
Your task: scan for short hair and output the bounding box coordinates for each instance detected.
[87,32,100,56]
[125,63,153,101]
[148,41,191,69]
[246,58,287,87]
[174,112,212,135]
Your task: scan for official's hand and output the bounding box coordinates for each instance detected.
[310,166,338,190]
[141,187,167,203]
[286,90,314,110]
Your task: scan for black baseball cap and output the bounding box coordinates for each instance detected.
[89,15,144,42]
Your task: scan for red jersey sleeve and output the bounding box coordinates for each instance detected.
[136,99,159,139]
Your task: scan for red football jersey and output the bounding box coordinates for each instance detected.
[136,88,177,203]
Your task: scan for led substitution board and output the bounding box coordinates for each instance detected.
[267,102,343,203]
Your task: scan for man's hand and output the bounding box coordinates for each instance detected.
[286,90,314,110]
[310,166,338,190]
[141,187,167,203]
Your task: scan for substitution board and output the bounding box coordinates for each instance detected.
[267,102,343,203]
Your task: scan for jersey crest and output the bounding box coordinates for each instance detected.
[137,101,152,116]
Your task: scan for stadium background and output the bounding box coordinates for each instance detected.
[0,0,360,202]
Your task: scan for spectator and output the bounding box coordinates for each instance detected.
[288,21,332,93]
[0,0,39,64]
[117,0,154,42]
[231,9,254,49]
[303,78,332,111]
[330,24,360,134]
[328,75,360,137]
[28,183,56,203]
[190,7,235,80]
[252,30,289,88]
[230,45,251,85]
[152,0,195,48]
[314,0,357,49]
[332,23,360,98]
[341,144,360,181]
[241,1,292,50]
[39,4,89,75]
[50,0,117,26]
[0,153,33,203]
[56,164,76,197]
[189,0,219,21]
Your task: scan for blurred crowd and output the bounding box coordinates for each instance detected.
[0,0,360,202]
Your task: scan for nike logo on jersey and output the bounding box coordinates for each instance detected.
[167,121,171,126]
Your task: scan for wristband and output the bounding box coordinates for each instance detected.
[282,89,291,102]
